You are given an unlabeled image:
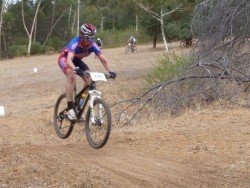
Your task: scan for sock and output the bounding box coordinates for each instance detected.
[67,101,75,109]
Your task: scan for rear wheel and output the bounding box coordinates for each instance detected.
[85,98,111,149]
[54,93,74,139]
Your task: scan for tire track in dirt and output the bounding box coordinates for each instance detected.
[1,140,222,187]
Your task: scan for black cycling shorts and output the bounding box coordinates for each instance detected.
[73,58,90,72]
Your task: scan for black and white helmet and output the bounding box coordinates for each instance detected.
[80,23,96,37]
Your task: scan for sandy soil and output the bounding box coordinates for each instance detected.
[0,43,249,187]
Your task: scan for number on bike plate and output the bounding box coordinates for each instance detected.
[90,72,107,82]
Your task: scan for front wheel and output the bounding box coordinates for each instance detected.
[125,46,131,54]
[180,40,186,48]
[132,46,137,53]
[54,93,74,139]
[85,98,111,149]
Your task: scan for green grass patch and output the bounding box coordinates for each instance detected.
[146,54,189,84]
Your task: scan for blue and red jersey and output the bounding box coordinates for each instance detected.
[60,36,101,59]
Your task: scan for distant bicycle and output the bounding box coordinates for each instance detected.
[180,37,193,48]
[125,43,137,54]
[54,72,113,149]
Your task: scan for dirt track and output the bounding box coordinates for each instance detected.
[0,43,249,187]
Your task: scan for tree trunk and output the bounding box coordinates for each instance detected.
[68,4,72,29]
[33,17,37,42]
[28,35,32,55]
[51,0,56,29]
[77,0,80,36]
[101,12,104,31]
[2,30,7,51]
[71,11,76,35]
[135,14,138,31]
[160,9,168,53]
[153,34,157,48]
[0,2,4,58]
[22,0,41,56]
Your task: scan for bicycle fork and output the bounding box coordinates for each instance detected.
[89,90,103,124]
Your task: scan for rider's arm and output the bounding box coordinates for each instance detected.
[67,51,77,70]
[97,53,111,72]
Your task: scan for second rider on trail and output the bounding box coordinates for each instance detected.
[57,23,117,121]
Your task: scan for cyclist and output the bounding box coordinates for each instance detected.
[96,38,103,48]
[58,23,116,121]
[95,38,103,59]
[127,35,136,50]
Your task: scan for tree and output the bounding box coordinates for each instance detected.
[0,0,9,58]
[42,0,69,46]
[111,0,250,125]
[140,14,161,48]
[134,0,182,53]
[191,0,250,85]
[21,0,41,56]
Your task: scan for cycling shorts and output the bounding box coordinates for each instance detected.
[58,56,90,73]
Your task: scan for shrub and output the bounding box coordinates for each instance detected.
[7,45,27,58]
[12,36,28,46]
[31,42,45,55]
[45,46,55,54]
[47,37,64,51]
[146,54,188,84]
[165,23,180,40]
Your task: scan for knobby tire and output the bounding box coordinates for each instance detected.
[54,93,74,139]
[85,98,111,149]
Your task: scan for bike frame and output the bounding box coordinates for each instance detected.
[54,72,111,148]
[74,80,103,123]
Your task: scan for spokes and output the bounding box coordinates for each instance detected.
[86,98,111,148]
[56,111,71,133]
[54,93,74,139]
[88,107,108,144]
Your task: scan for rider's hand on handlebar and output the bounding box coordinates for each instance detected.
[108,71,117,79]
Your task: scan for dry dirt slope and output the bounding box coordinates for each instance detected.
[0,44,249,187]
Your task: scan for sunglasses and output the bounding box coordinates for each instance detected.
[83,35,93,41]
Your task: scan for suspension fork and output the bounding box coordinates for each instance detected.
[88,90,102,124]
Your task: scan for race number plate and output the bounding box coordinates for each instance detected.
[90,72,107,81]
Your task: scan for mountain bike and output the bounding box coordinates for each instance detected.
[179,37,193,48]
[54,72,112,149]
[125,43,137,54]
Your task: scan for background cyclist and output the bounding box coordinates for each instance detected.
[96,38,103,48]
[127,35,137,49]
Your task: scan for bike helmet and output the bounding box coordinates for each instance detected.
[80,23,96,37]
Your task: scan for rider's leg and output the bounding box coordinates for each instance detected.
[82,70,91,86]
[65,68,77,120]
[58,56,75,108]
[65,68,76,104]
[58,56,77,120]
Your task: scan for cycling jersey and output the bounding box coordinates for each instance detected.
[128,36,136,44]
[60,36,101,59]
[58,36,101,73]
